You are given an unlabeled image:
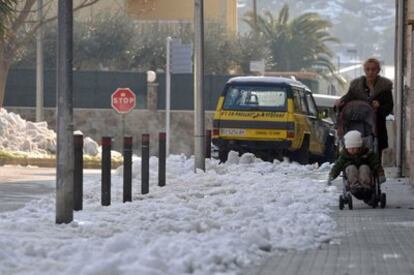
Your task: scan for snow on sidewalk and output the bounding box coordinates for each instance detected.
[0,153,337,275]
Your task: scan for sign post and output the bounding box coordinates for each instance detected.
[111,88,136,147]
[250,59,265,75]
[166,37,193,155]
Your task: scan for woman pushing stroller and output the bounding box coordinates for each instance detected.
[335,57,393,162]
[327,130,385,206]
[330,57,391,209]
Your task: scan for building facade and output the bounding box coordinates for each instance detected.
[400,0,414,183]
[125,0,237,33]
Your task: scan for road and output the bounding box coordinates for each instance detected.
[0,166,99,212]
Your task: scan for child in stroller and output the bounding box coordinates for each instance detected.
[328,100,387,209]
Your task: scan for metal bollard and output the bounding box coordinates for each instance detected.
[123,136,133,202]
[101,137,111,206]
[141,134,150,194]
[74,134,83,211]
[158,132,166,187]
[205,129,212,159]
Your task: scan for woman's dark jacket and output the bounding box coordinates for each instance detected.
[340,75,393,151]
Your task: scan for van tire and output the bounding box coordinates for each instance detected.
[292,136,310,165]
[323,136,337,163]
[218,148,229,163]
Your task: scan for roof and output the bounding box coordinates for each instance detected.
[264,71,320,79]
[312,94,340,108]
[226,76,308,89]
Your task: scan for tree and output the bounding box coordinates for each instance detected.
[128,22,193,72]
[237,32,269,74]
[0,0,16,36]
[243,4,339,75]
[129,22,243,75]
[75,12,136,70]
[203,23,241,75]
[15,12,138,70]
[0,0,100,107]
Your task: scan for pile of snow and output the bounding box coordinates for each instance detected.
[0,109,99,156]
[0,108,56,155]
[0,154,337,274]
[74,130,100,156]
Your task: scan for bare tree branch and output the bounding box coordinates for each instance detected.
[10,0,36,33]
[8,0,102,60]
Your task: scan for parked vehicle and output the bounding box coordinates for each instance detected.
[212,76,336,164]
[312,93,340,123]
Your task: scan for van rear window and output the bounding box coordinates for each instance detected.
[222,86,287,111]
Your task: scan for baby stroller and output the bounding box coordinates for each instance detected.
[336,100,386,210]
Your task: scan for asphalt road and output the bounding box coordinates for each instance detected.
[0,166,99,212]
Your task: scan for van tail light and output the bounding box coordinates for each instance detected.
[213,128,220,136]
[287,130,295,138]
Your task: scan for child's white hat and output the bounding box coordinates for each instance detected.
[344,130,363,149]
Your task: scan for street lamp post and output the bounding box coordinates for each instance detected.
[36,0,44,122]
[253,0,257,27]
[194,0,205,172]
[56,0,74,224]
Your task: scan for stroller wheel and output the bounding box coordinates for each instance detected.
[380,193,386,208]
[347,194,353,210]
[339,195,345,210]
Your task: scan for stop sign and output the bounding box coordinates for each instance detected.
[111,88,136,113]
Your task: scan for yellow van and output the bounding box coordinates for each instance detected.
[212,76,336,164]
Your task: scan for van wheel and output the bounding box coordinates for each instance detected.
[260,151,275,162]
[323,136,337,163]
[380,193,386,208]
[218,148,229,163]
[292,136,309,165]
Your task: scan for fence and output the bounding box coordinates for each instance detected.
[4,68,232,110]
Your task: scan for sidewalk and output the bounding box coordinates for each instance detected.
[244,178,414,275]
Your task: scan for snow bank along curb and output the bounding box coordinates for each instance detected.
[0,109,119,168]
[0,151,123,168]
[0,108,100,156]
[0,153,337,275]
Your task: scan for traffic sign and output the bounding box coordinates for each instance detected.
[111,88,136,113]
[250,59,265,74]
[170,40,193,74]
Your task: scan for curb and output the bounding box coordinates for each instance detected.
[0,156,123,169]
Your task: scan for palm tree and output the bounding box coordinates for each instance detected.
[243,4,339,75]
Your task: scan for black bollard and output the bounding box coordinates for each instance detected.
[158,132,166,187]
[205,130,212,159]
[73,134,83,211]
[123,136,133,202]
[101,137,111,206]
[141,134,150,194]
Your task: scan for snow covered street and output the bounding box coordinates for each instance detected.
[0,153,337,275]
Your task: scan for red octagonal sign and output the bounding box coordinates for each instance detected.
[111,88,136,114]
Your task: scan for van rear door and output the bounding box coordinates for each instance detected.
[214,84,289,140]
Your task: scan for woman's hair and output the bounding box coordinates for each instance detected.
[363,57,381,71]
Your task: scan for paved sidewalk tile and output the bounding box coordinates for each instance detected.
[244,179,414,275]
